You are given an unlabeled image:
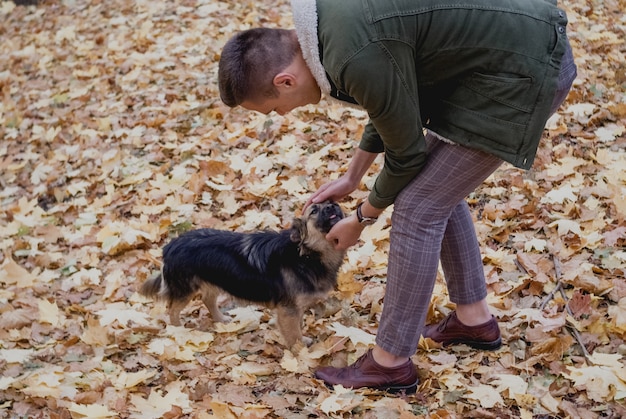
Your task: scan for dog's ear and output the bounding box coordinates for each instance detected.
[290,218,310,256]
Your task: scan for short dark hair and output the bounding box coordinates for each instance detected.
[218,28,299,107]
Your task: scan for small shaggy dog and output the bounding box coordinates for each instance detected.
[140,201,346,346]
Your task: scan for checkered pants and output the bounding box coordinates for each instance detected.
[376,40,577,357]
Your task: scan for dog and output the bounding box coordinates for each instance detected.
[139,201,346,346]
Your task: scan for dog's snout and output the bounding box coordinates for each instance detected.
[322,202,344,219]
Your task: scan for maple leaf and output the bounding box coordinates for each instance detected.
[112,370,158,390]
[608,297,626,334]
[524,238,547,252]
[165,325,215,350]
[465,383,504,408]
[541,185,578,204]
[595,124,624,143]
[80,316,111,346]
[565,103,595,122]
[328,322,376,346]
[213,307,262,333]
[319,385,365,415]
[38,298,62,327]
[96,303,152,326]
[230,361,275,384]
[0,258,36,287]
[513,308,566,332]
[0,348,34,364]
[491,374,529,397]
[68,403,117,419]
[565,365,626,402]
[129,381,192,418]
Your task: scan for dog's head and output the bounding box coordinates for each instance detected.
[290,201,345,257]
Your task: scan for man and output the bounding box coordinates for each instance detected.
[218,0,576,392]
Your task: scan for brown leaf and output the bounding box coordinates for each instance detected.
[0,308,37,329]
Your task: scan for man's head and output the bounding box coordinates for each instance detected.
[218,28,321,115]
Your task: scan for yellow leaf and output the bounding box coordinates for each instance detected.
[0,348,34,364]
[248,172,278,196]
[80,316,110,346]
[437,371,465,391]
[514,308,566,332]
[0,376,18,391]
[492,374,529,397]
[565,365,626,402]
[112,370,157,389]
[230,361,274,384]
[96,303,151,326]
[129,381,191,418]
[214,307,261,333]
[69,403,117,418]
[541,185,577,204]
[166,326,214,350]
[608,298,626,334]
[280,350,301,373]
[328,322,376,346]
[38,299,61,327]
[465,383,504,408]
[21,366,65,398]
[319,385,364,415]
[0,259,35,287]
[208,401,237,419]
[524,238,547,252]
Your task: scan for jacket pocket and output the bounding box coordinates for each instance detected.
[463,72,535,113]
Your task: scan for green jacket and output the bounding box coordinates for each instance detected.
[292,0,570,208]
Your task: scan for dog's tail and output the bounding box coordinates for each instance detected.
[139,272,165,300]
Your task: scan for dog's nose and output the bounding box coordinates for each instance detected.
[323,203,343,218]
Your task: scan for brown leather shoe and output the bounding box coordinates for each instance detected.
[314,349,419,393]
[423,311,502,350]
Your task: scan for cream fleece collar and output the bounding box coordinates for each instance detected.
[291,0,331,96]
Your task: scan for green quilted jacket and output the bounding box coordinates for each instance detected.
[293,0,570,208]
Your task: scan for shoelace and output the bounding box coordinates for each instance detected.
[437,314,453,332]
[350,352,369,369]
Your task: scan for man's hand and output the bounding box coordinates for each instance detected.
[325,213,364,250]
[304,176,357,211]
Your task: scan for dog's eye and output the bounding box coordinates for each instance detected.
[310,206,319,214]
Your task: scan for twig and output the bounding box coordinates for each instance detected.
[540,281,563,311]
[559,285,592,360]
[326,336,350,355]
[540,254,592,363]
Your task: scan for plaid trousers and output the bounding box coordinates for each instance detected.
[376,40,577,357]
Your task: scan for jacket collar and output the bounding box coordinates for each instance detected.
[291,0,331,96]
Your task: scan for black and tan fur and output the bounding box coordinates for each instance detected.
[140,201,345,346]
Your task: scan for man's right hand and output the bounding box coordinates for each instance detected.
[304,176,357,211]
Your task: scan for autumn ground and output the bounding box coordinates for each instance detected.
[0,0,625,417]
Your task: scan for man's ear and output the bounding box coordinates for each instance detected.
[273,72,296,88]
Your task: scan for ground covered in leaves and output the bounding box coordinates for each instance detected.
[1,0,625,417]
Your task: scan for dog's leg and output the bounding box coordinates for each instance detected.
[168,296,193,326]
[276,305,305,347]
[199,283,229,323]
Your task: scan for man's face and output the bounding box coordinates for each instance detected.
[241,91,304,116]
[241,64,322,116]
[241,83,319,116]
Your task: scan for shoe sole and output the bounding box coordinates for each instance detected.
[444,337,502,350]
[317,378,419,394]
[374,379,419,394]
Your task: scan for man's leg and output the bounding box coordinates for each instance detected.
[315,136,503,389]
[440,201,492,316]
[375,134,503,357]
